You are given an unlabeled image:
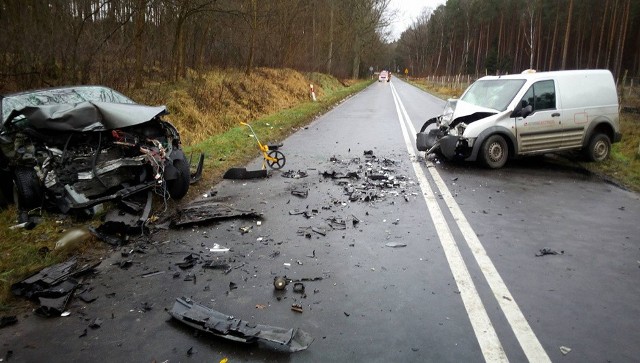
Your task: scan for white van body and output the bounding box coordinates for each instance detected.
[416,70,621,168]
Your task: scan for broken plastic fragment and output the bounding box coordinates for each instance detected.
[385,242,407,248]
[210,243,230,252]
[291,304,304,313]
[169,297,313,352]
[560,346,571,355]
[535,248,564,257]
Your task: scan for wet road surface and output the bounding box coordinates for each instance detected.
[1,78,639,362]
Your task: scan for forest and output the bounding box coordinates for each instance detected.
[395,0,640,84]
[0,0,639,94]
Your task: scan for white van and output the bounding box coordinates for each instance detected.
[416,70,621,168]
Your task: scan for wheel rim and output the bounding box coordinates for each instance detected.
[488,141,504,162]
[267,151,285,169]
[593,140,608,160]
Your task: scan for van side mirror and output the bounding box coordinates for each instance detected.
[511,104,533,118]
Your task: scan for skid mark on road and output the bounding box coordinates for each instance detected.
[390,82,550,363]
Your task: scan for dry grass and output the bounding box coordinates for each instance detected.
[129,67,341,145]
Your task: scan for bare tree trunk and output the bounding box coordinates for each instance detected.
[561,0,574,69]
[245,0,257,75]
[606,0,619,69]
[613,0,630,80]
[326,0,334,74]
[596,0,610,68]
[548,5,559,70]
[134,0,145,89]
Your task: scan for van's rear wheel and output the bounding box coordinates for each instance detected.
[480,135,508,169]
[585,133,611,162]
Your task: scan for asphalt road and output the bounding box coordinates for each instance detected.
[2,78,639,363]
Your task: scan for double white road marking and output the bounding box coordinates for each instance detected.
[389,82,550,363]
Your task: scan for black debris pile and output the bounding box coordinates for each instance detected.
[169,297,314,352]
[11,257,100,317]
[171,200,261,227]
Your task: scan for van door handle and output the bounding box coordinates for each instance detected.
[551,113,560,117]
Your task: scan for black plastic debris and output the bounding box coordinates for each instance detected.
[35,279,78,317]
[229,282,238,290]
[291,184,309,198]
[535,248,564,257]
[321,170,360,180]
[89,318,103,329]
[11,258,99,317]
[0,315,18,329]
[293,283,305,293]
[172,200,261,227]
[223,168,268,180]
[77,289,98,303]
[202,261,231,271]
[176,254,199,269]
[169,297,314,352]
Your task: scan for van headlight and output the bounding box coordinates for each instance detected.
[440,104,454,127]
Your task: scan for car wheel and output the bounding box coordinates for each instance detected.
[585,133,611,162]
[480,135,508,169]
[166,154,190,199]
[13,167,43,212]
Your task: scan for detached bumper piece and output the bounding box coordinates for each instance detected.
[169,297,314,352]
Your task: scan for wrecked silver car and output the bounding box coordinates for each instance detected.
[0,86,202,217]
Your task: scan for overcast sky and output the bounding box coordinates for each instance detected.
[388,0,447,41]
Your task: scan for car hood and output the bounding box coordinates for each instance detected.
[5,101,168,131]
[450,99,498,119]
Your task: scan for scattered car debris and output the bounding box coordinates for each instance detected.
[172,200,261,227]
[176,254,199,269]
[560,346,572,355]
[281,170,308,179]
[169,297,314,352]
[535,248,564,257]
[385,242,407,248]
[223,168,268,179]
[89,318,103,329]
[291,304,304,313]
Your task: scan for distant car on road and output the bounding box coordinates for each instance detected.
[378,71,388,82]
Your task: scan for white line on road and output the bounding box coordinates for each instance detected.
[390,82,551,362]
[389,83,508,362]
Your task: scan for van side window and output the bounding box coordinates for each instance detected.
[520,80,556,113]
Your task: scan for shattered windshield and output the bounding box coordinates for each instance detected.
[460,79,526,111]
[2,86,135,123]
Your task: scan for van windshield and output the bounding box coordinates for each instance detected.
[460,79,526,111]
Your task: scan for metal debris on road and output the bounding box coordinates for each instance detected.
[291,183,309,198]
[282,170,308,179]
[291,304,304,313]
[210,243,230,252]
[169,297,314,352]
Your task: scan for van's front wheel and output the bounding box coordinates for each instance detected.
[585,133,611,162]
[480,135,508,169]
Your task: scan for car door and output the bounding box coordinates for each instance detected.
[514,80,562,154]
